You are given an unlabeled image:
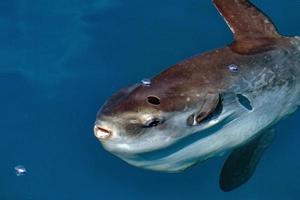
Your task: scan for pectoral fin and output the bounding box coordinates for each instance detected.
[219,128,275,192]
[187,93,220,126]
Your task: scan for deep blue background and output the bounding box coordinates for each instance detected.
[1,0,300,199]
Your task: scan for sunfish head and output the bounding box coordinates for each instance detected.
[94,73,243,172]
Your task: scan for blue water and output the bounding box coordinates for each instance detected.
[1,0,300,199]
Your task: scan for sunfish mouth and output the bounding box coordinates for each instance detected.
[94,126,111,140]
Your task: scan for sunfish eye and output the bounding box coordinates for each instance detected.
[143,118,161,128]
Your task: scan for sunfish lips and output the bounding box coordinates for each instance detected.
[94,125,112,140]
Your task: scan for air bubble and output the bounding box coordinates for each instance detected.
[14,165,27,176]
[141,78,151,86]
[228,64,239,72]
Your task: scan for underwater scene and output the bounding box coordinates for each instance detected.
[1,0,300,199]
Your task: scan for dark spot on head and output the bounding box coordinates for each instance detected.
[147,96,160,105]
[236,94,253,111]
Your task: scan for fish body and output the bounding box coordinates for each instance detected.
[94,0,300,191]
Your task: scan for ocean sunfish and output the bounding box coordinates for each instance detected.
[94,0,300,191]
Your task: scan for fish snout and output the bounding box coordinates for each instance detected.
[94,123,113,140]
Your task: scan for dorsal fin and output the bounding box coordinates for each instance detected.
[213,0,281,54]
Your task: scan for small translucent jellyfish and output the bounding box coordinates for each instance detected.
[227,64,239,72]
[14,165,27,176]
[141,78,151,87]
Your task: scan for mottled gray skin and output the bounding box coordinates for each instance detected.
[229,37,300,115]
